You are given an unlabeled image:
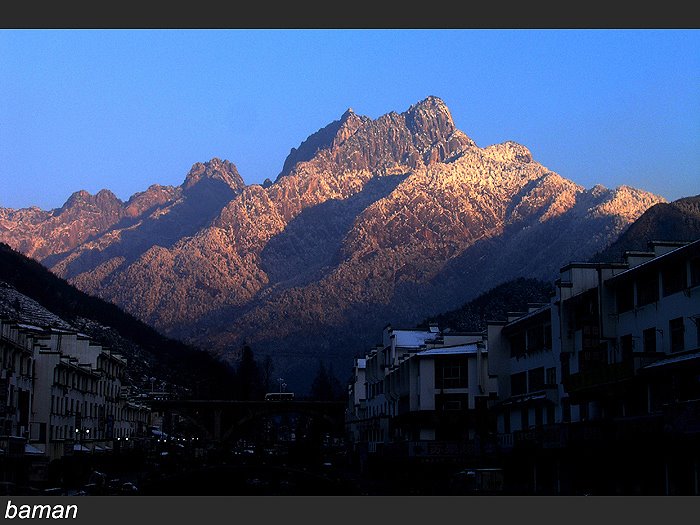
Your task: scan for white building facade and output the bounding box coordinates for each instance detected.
[0,318,151,473]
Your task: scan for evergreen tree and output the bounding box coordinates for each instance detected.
[234,345,263,400]
[261,355,274,394]
[310,360,343,401]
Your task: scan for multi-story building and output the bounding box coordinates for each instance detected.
[487,304,559,444]
[561,239,700,495]
[0,317,152,484]
[348,323,497,467]
[349,239,699,494]
[0,320,37,481]
[345,357,366,448]
[485,239,700,494]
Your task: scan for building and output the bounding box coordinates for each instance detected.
[485,239,700,494]
[345,357,366,448]
[0,317,152,485]
[562,239,700,495]
[0,320,37,483]
[347,323,497,472]
[349,239,700,494]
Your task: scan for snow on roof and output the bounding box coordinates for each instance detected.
[417,344,481,356]
[16,323,45,332]
[49,328,75,334]
[391,329,436,348]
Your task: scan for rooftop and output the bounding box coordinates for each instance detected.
[417,343,482,356]
[391,329,438,348]
[606,238,699,285]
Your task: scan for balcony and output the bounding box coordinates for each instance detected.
[513,424,567,448]
[564,361,633,393]
[497,433,513,449]
[384,439,477,459]
[662,399,700,436]
[564,355,664,394]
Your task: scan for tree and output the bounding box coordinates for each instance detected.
[310,361,344,401]
[261,355,274,394]
[233,345,264,400]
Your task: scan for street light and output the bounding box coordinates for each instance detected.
[75,427,90,451]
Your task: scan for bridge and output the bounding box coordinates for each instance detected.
[144,399,346,443]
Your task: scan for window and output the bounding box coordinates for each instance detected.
[670,317,685,353]
[535,406,543,427]
[511,372,527,396]
[439,394,466,412]
[547,405,555,425]
[620,334,634,360]
[545,367,557,386]
[662,261,687,296]
[444,400,462,411]
[510,332,526,358]
[636,271,659,306]
[579,402,589,421]
[528,367,545,392]
[544,323,552,349]
[560,353,570,382]
[503,410,511,433]
[691,257,700,288]
[571,289,598,330]
[527,325,544,352]
[643,327,657,354]
[521,408,529,430]
[436,358,467,389]
[616,281,634,313]
[562,399,571,423]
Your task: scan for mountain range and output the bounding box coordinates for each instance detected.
[0,96,666,390]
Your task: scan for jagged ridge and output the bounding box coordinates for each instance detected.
[0,96,665,390]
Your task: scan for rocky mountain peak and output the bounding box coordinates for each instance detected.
[182,158,245,193]
[60,188,122,212]
[276,109,370,180]
[403,96,457,139]
[406,95,452,121]
[484,141,533,163]
[62,189,91,207]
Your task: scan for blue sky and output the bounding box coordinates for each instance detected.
[1,29,698,210]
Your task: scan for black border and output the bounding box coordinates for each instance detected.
[3,496,700,525]
[1,2,697,29]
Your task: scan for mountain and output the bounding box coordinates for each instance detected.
[0,96,665,391]
[0,242,235,399]
[591,194,700,262]
[417,277,554,333]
